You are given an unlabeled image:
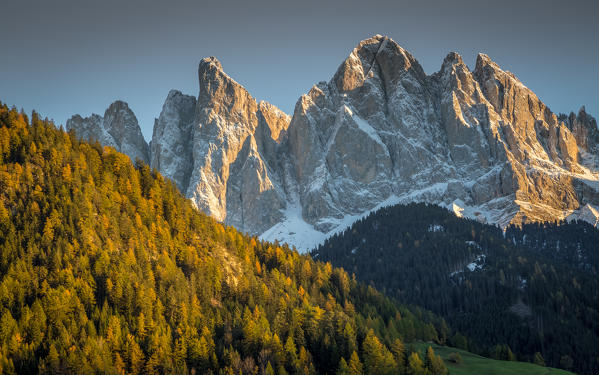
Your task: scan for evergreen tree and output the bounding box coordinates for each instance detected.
[362,330,396,375]
[347,351,363,375]
[533,352,545,367]
[407,352,425,375]
[424,346,447,375]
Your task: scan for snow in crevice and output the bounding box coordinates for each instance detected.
[451,254,486,277]
[351,112,386,148]
[428,224,444,232]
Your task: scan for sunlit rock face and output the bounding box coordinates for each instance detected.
[67,100,150,164]
[68,35,599,250]
[184,57,291,234]
[281,35,599,241]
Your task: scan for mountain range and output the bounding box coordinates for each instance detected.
[66,35,599,251]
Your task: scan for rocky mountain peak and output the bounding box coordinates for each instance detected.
[332,35,424,93]
[560,106,599,153]
[257,100,291,142]
[197,55,254,117]
[68,37,599,251]
[441,52,465,71]
[199,56,223,74]
[438,51,472,92]
[102,100,150,163]
[184,56,291,231]
[67,100,149,164]
[106,99,130,112]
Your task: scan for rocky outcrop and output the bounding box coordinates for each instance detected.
[67,101,150,164]
[560,107,599,154]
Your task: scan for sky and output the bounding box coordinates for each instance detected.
[1,0,597,141]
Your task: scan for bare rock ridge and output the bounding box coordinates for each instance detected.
[150,90,196,192]
[67,35,599,250]
[67,100,150,164]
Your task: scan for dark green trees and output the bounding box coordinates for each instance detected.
[314,202,599,374]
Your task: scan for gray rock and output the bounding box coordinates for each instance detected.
[150,90,196,191]
[67,101,149,164]
[68,35,599,250]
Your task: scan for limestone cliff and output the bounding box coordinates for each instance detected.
[68,35,599,251]
[67,101,149,164]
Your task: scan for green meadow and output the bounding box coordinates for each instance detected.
[413,343,575,375]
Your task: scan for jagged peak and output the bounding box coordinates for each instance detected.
[438,52,468,78]
[442,52,465,68]
[104,101,139,126]
[258,100,289,119]
[334,34,420,92]
[68,113,102,122]
[474,53,505,77]
[197,55,249,99]
[165,89,196,103]
[167,89,183,98]
[474,53,521,82]
[578,105,588,116]
[475,53,529,93]
[476,53,494,66]
[112,99,129,106]
[354,34,388,49]
[68,102,129,124]
[199,56,222,73]
[351,34,413,59]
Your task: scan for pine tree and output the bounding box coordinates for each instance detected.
[337,358,350,375]
[407,352,425,375]
[533,352,545,367]
[391,338,406,373]
[347,351,363,375]
[424,346,448,375]
[362,330,396,375]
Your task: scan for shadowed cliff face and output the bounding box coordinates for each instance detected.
[68,35,599,250]
[150,90,196,192]
[67,100,150,164]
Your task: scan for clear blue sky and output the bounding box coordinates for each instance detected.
[1,0,597,141]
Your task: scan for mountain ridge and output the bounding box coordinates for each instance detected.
[67,35,599,250]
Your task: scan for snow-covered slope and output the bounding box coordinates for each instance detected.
[68,35,599,252]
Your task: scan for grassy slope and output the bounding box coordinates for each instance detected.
[413,343,574,375]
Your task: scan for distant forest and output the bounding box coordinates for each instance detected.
[314,203,599,375]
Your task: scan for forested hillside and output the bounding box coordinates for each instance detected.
[313,203,599,374]
[506,221,599,272]
[0,102,448,374]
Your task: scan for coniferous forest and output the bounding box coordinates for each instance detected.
[0,102,456,374]
[314,203,599,374]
